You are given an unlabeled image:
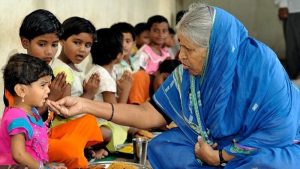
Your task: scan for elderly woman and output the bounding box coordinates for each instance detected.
[48,3,300,168]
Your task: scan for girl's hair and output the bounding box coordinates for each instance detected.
[147,15,169,29]
[90,28,123,66]
[169,27,175,35]
[3,53,53,95]
[134,22,149,36]
[176,3,214,48]
[61,16,97,42]
[111,22,135,41]
[19,9,63,40]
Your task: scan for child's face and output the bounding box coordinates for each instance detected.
[122,32,135,57]
[21,33,59,64]
[149,22,169,46]
[165,33,176,48]
[136,30,150,48]
[24,75,51,107]
[61,32,93,64]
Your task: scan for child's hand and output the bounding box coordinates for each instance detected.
[49,72,67,101]
[83,73,100,99]
[117,71,132,95]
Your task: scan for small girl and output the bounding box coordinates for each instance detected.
[0,54,63,168]
[110,22,138,80]
[135,15,171,75]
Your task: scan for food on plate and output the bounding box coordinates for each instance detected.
[89,164,105,169]
[107,162,138,169]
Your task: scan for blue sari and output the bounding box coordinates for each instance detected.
[148,7,300,169]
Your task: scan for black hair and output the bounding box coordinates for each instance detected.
[19,9,63,40]
[61,16,97,42]
[176,10,187,24]
[169,27,175,35]
[3,53,53,95]
[158,59,181,74]
[90,28,123,66]
[111,22,135,41]
[134,22,149,36]
[147,15,169,30]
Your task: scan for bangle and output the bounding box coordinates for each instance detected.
[108,103,114,121]
[219,149,227,167]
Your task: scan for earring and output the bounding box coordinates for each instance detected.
[21,95,25,103]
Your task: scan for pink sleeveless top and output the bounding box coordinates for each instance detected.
[139,44,171,74]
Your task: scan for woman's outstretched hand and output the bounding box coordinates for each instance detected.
[47,96,84,118]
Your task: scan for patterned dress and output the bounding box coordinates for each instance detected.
[0,107,48,164]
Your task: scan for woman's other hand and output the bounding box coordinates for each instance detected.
[194,136,219,166]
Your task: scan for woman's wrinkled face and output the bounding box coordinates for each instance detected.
[178,33,207,76]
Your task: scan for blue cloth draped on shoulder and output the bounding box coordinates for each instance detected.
[148,6,300,169]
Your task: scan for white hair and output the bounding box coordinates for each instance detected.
[176,3,214,48]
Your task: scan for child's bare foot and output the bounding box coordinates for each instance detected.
[90,148,109,159]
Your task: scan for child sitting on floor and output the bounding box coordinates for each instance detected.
[0,53,66,169]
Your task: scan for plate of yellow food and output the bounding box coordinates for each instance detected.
[89,161,150,169]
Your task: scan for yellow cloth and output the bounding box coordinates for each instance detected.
[100,121,129,152]
[51,115,72,128]
[52,66,74,84]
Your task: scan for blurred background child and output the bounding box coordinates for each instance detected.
[86,28,133,155]
[134,22,150,49]
[164,27,178,59]
[135,15,171,75]
[111,22,139,80]
[132,22,150,55]
[0,53,65,169]
[128,59,181,105]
